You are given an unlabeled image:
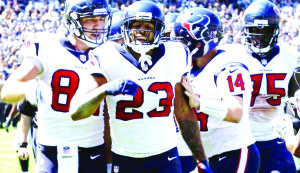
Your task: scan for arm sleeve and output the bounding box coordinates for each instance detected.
[88,50,107,77]
[21,34,44,73]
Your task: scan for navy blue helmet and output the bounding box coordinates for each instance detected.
[109,11,125,41]
[162,12,179,41]
[122,0,165,52]
[174,7,223,57]
[243,0,280,55]
[64,0,112,48]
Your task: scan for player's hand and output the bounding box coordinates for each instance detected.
[192,160,212,173]
[105,79,139,96]
[18,147,29,160]
[271,114,295,141]
[181,77,200,109]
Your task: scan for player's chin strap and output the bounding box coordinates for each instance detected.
[130,44,158,71]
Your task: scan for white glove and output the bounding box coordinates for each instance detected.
[271,114,295,141]
[18,147,29,160]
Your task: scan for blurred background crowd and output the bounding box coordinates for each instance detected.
[0,0,300,129]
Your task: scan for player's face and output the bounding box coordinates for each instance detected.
[248,27,275,49]
[81,16,107,41]
[129,21,155,44]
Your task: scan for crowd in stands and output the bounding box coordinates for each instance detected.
[0,0,300,129]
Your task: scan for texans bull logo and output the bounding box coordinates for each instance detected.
[181,14,210,40]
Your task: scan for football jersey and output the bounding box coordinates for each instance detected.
[92,41,191,158]
[190,46,255,158]
[242,44,299,141]
[22,32,105,147]
[295,89,300,115]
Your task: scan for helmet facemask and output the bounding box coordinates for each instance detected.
[243,25,279,55]
[122,13,165,71]
[66,9,112,48]
[123,18,164,52]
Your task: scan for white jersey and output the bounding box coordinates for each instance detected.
[190,46,255,158]
[242,44,299,141]
[23,32,104,147]
[93,41,191,158]
[295,89,300,115]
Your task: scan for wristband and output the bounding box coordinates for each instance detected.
[197,98,227,121]
[20,142,28,148]
[107,163,112,173]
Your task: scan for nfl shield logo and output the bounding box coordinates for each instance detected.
[261,59,267,65]
[63,146,70,154]
[80,54,86,62]
[113,165,119,173]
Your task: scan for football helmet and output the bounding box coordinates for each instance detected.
[109,11,125,41]
[174,7,223,57]
[294,67,300,87]
[64,0,112,48]
[122,0,165,54]
[243,0,280,55]
[161,12,179,41]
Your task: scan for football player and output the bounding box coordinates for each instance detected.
[16,99,38,173]
[174,7,260,172]
[242,0,298,172]
[161,11,197,173]
[15,79,39,173]
[69,1,210,172]
[161,12,179,41]
[0,0,121,172]
[283,67,300,158]
[108,11,125,44]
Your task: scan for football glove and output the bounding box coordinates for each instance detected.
[105,79,139,96]
[18,142,29,160]
[271,114,295,141]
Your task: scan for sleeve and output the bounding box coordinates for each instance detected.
[21,34,44,73]
[24,79,40,106]
[214,62,252,98]
[89,49,107,77]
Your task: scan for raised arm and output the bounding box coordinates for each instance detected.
[1,59,40,104]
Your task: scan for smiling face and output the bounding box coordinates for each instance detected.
[129,20,155,44]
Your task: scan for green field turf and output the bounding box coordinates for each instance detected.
[0,126,36,173]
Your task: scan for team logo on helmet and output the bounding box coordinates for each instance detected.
[181,15,210,40]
